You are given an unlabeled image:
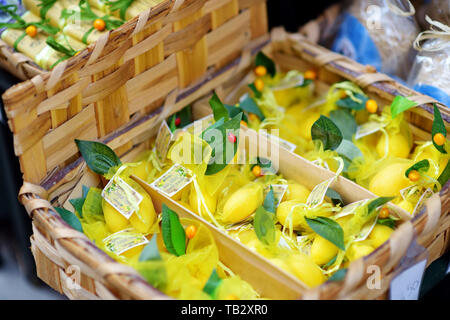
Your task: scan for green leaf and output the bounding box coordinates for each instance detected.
[391,96,418,119]
[438,159,450,187]
[329,109,357,140]
[82,188,103,218]
[377,218,396,229]
[169,105,192,129]
[203,269,222,298]
[328,268,347,281]
[75,139,122,175]
[432,104,447,154]
[139,234,161,262]
[248,83,262,99]
[305,217,345,250]
[263,186,275,213]
[323,255,337,268]
[224,104,248,122]
[325,188,344,207]
[54,207,83,233]
[161,204,186,256]
[255,51,276,77]
[239,95,265,120]
[405,159,430,178]
[82,185,90,198]
[296,79,313,88]
[367,197,395,214]
[250,157,277,175]
[209,92,229,122]
[69,197,85,218]
[253,206,277,246]
[203,113,243,175]
[311,115,343,151]
[336,93,368,111]
[335,139,363,162]
[169,114,176,132]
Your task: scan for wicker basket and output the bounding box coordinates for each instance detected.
[2,4,449,299]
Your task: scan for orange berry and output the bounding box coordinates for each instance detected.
[94,18,106,31]
[365,99,378,113]
[248,113,258,121]
[25,25,37,37]
[252,165,262,177]
[339,90,347,99]
[304,69,317,80]
[254,78,264,92]
[408,170,420,182]
[185,225,197,239]
[225,294,239,300]
[254,65,267,77]
[240,120,247,127]
[379,207,389,219]
[433,133,446,146]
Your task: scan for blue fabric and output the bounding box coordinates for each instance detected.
[332,13,382,71]
[413,84,450,108]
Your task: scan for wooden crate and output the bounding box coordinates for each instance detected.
[8,25,450,299]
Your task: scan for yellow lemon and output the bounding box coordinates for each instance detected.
[103,199,130,233]
[285,183,310,202]
[346,242,374,261]
[276,200,307,230]
[368,224,394,248]
[310,235,339,265]
[189,186,217,221]
[298,112,321,140]
[221,183,263,224]
[287,254,326,287]
[396,199,414,214]
[376,132,411,158]
[129,161,152,182]
[369,162,411,197]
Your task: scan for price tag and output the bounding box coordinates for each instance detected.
[103,228,149,255]
[355,121,386,140]
[150,164,193,197]
[334,199,369,219]
[412,188,433,216]
[155,121,174,163]
[307,177,335,208]
[102,177,143,220]
[264,184,288,208]
[259,130,297,152]
[390,259,427,300]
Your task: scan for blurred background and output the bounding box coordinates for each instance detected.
[0,0,448,299]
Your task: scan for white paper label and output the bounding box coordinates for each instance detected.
[390,259,427,300]
[259,130,297,152]
[155,121,174,163]
[355,121,386,140]
[102,177,143,220]
[412,188,433,216]
[150,164,193,197]
[334,199,369,219]
[307,177,335,208]
[103,228,149,255]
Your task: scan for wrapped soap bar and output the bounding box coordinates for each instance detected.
[36,33,86,69]
[21,0,66,27]
[61,0,123,44]
[107,0,165,20]
[331,0,420,80]
[0,10,60,65]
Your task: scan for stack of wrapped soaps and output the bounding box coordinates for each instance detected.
[0,0,164,69]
